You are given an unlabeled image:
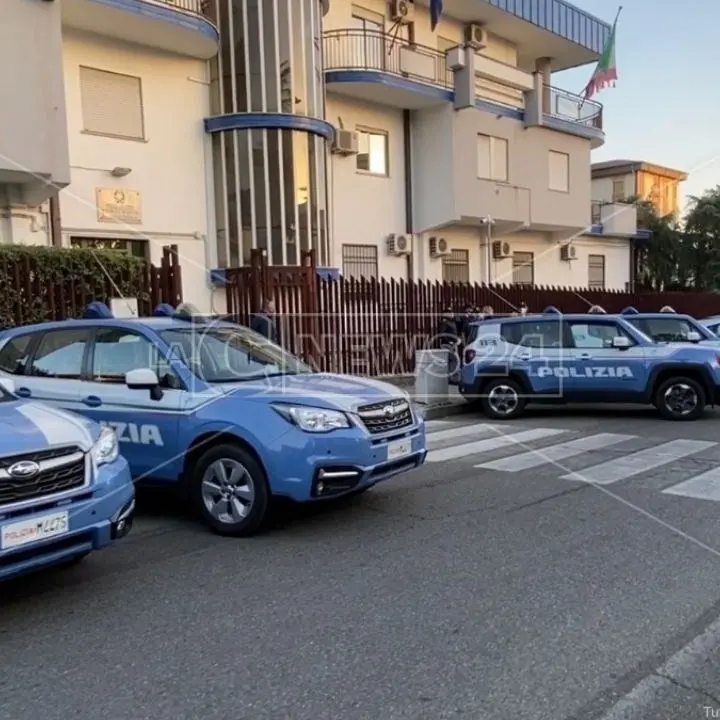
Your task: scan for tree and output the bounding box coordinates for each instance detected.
[683,186,720,290]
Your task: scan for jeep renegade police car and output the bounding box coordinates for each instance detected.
[0,378,134,581]
[0,303,427,537]
[460,309,720,421]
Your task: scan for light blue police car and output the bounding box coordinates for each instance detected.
[460,307,720,421]
[0,378,134,581]
[0,303,427,537]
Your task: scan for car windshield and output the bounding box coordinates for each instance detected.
[160,325,313,383]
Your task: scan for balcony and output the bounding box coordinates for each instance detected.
[590,202,638,236]
[324,29,454,108]
[62,0,219,60]
[324,29,603,144]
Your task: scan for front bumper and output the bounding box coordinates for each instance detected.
[265,422,427,502]
[0,456,134,582]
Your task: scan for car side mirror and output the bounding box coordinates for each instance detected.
[687,331,702,342]
[125,368,163,400]
[612,336,632,350]
[0,377,15,395]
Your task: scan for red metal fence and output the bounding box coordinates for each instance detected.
[225,252,720,376]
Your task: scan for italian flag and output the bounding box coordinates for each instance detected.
[583,8,620,100]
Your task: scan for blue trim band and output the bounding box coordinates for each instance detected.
[325,71,454,103]
[89,0,219,42]
[204,113,335,139]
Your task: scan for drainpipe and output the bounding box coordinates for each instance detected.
[403,109,414,281]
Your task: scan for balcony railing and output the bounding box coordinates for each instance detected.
[152,0,216,22]
[323,29,453,89]
[546,85,602,130]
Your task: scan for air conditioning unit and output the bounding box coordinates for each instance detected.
[387,234,412,256]
[390,0,414,22]
[492,240,511,259]
[331,129,358,155]
[560,244,577,262]
[465,23,488,49]
[429,236,450,258]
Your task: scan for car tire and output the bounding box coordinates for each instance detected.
[654,376,706,421]
[480,378,527,420]
[192,443,269,537]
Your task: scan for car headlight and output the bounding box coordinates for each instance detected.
[92,426,119,466]
[272,404,350,432]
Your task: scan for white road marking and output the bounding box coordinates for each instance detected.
[476,433,636,472]
[662,466,720,501]
[427,423,499,445]
[560,439,716,485]
[426,428,566,463]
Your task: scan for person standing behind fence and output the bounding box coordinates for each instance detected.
[250,298,281,345]
[437,307,460,377]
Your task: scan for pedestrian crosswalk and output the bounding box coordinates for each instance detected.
[424,419,720,502]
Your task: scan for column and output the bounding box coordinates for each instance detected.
[535,57,552,115]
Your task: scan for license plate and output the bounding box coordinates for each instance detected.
[387,439,412,461]
[1,511,69,551]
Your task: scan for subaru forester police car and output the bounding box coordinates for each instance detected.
[0,378,134,581]
[460,308,720,421]
[0,303,426,537]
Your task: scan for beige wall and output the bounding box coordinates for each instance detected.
[59,31,215,310]
[0,0,70,204]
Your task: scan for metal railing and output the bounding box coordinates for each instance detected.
[546,85,603,130]
[151,0,216,22]
[323,29,453,89]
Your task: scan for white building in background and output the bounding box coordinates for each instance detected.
[0,0,643,313]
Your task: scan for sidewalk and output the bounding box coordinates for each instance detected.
[378,374,472,421]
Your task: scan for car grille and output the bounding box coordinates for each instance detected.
[0,446,86,508]
[357,398,413,435]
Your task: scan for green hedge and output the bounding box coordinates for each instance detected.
[0,245,151,328]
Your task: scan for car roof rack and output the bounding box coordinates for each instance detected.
[620,306,639,315]
[659,305,676,313]
[82,301,113,319]
[587,305,606,314]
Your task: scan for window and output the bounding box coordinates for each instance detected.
[91,328,176,385]
[28,329,91,379]
[477,134,508,181]
[512,252,534,286]
[356,129,388,175]
[79,66,145,140]
[548,150,569,192]
[611,179,625,202]
[442,249,470,283]
[349,8,385,70]
[588,254,605,290]
[71,237,149,260]
[628,317,701,344]
[501,320,564,349]
[342,244,378,279]
[0,334,34,375]
[568,321,633,349]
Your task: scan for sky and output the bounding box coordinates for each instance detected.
[553,0,718,212]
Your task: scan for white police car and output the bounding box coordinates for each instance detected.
[460,307,720,421]
[0,303,427,537]
[0,378,134,581]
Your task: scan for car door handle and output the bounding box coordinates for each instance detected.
[518,353,532,360]
[578,353,593,360]
[16,387,31,398]
[82,395,102,408]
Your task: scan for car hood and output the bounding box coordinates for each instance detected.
[216,373,410,413]
[0,400,98,457]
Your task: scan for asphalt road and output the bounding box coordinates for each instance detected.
[4,406,720,720]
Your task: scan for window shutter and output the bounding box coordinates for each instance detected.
[80,67,145,140]
[477,134,491,178]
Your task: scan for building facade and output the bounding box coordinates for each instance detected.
[591,160,688,218]
[1,0,641,312]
